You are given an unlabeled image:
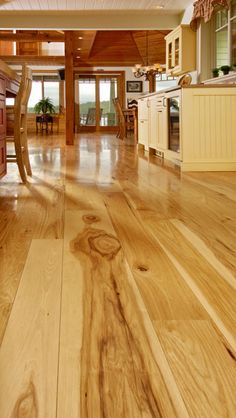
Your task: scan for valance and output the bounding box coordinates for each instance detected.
[190,0,229,31]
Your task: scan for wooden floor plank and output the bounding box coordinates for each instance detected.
[141,218,236,354]
[1,133,236,417]
[154,320,236,418]
[0,182,64,344]
[57,209,188,418]
[0,239,63,418]
[121,172,236,275]
[103,191,206,320]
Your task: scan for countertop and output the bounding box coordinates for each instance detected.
[138,82,236,99]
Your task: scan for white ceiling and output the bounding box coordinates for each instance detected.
[0,0,191,12]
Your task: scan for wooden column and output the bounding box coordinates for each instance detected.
[65,31,74,145]
[59,80,65,111]
[148,73,155,93]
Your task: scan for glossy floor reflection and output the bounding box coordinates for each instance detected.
[0,133,236,418]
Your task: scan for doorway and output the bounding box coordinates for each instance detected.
[74,72,125,132]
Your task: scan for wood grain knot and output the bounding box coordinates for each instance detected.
[82,214,101,224]
[137,265,149,272]
[11,381,38,418]
[88,233,121,260]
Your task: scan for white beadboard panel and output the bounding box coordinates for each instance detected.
[0,0,191,10]
[182,88,236,164]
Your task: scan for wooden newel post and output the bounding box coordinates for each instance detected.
[65,31,74,145]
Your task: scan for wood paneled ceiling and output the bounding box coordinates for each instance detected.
[0,0,190,12]
[0,29,169,67]
[73,30,169,67]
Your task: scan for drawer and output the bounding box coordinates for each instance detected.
[0,77,6,97]
[0,98,6,136]
[0,138,6,179]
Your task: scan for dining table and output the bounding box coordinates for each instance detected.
[0,59,21,178]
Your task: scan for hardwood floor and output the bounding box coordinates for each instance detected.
[0,132,236,417]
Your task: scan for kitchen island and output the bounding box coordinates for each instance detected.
[138,84,236,171]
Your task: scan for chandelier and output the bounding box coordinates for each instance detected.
[132,31,164,81]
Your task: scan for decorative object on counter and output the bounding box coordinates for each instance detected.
[220,65,231,75]
[190,0,229,31]
[127,99,138,109]
[126,81,143,93]
[212,68,220,77]
[178,73,192,87]
[132,31,165,81]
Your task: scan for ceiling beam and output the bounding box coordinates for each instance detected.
[0,11,180,30]
[0,32,65,42]
[86,31,97,59]
[1,55,65,65]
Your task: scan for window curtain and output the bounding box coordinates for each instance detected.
[190,0,229,30]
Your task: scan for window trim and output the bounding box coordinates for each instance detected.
[214,0,236,66]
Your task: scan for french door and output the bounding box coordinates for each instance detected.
[74,72,124,132]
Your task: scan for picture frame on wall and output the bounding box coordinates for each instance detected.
[126,81,143,93]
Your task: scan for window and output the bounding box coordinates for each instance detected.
[28,81,43,112]
[28,76,60,112]
[215,0,236,67]
[44,81,59,111]
[155,73,177,93]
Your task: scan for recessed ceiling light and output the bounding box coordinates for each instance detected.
[78,36,83,40]
[76,56,81,59]
[77,47,82,50]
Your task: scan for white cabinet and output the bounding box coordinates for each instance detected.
[149,96,158,149]
[149,95,167,150]
[138,119,149,148]
[138,86,236,171]
[138,97,149,149]
[156,96,168,151]
[181,86,236,171]
[138,94,167,152]
[165,25,196,76]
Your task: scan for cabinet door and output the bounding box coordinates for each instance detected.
[0,77,6,97]
[138,120,149,148]
[138,98,149,120]
[166,40,174,73]
[173,35,180,70]
[0,98,6,137]
[149,97,158,149]
[156,108,168,150]
[0,138,6,178]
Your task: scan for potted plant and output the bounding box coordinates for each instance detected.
[34,97,56,119]
[220,65,231,75]
[212,67,219,78]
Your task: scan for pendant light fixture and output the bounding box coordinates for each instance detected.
[132,31,164,80]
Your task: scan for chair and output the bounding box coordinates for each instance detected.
[113,97,134,140]
[127,99,138,109]
[6,64,32,183]
[80,107,103,126]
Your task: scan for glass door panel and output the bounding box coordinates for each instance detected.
[174,37,180,67]
[168,42,173,69]
[99,77,117,127]
[168,96,180,153]
[78,77,96,127]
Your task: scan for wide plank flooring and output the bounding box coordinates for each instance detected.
[0,133,236,418]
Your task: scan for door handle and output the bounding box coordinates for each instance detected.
[162,97,167,107]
